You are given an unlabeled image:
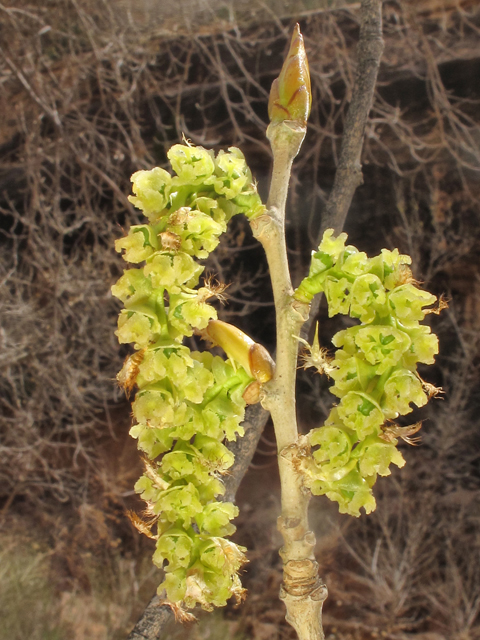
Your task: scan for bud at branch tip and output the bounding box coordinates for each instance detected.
[268,23,311,126]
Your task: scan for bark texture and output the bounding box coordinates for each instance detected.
[127,597,173,640]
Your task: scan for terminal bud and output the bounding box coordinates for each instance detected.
[268,24,311,126]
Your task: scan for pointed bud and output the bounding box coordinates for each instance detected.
[205,320,275,383]
[249,343,275,383]
[268,24,311,126]
[242,381,262,405]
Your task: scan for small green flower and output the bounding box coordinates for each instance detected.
[115,309,159,347]
[353,325,411,374]
[132,385,183,427]
[354,435,406,477]
[136,345,192,388]
[115,225,159,263]
[349,274,386,322]
[168,144,215,186]
[196,502,239,537]
[111,269,152,304]
[144,252,203,292]
[210,148,250,199]
[170,295,218,333]
[341,249,369,277]
[337,391,384,439]
[152,482,204,525]
[311,468,376,517]
[402,324,439,366]
[382,369,428,418]
[159,568,187,603]
[128,167,172,220]
[324,277,351,317]
[381,248,412,290]
[388,284,437,323]
[319,228,348,260]
[129,423,174,458]
[329,353,359,397]
[309,425,354,475]
[154,527,195,569]
[168,208,224,258]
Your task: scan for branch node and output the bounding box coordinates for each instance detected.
[291,298,310,323]
[250,212,277,239]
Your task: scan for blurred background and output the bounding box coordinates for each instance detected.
[1,1,479,638]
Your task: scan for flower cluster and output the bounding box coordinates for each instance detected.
[112,143,266,610]
[295,230,440,517]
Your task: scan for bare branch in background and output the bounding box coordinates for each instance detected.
[126,598,173,640]
[303,0,383,340]
[318,0,383,237]
[1,0,479,636]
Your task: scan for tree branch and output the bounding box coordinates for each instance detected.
[127,597,173,640]
[223,402,270,503]
[303,0,383,340]
[126,3,383,637]
[319,0,384,238]
[251,117,325,640]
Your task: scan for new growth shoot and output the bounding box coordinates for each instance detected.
[113,23,443,640]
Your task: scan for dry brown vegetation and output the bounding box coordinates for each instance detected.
[1,1,479,638]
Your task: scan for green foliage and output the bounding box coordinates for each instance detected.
[295,230,439,517]
[112,143,265,611]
